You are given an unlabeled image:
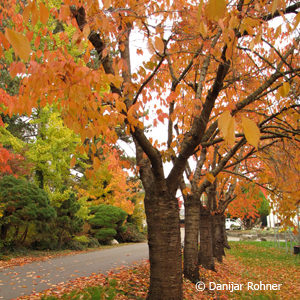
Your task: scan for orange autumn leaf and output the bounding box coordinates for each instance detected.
[218,110,235,145]
[205,0,226,21]
[278,82,290,97]
[39,2,49,25]
[241,117,260,149]
[5,28,31,61]
[154,36,164,53]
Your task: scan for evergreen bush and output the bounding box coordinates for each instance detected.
[88,204,127,244]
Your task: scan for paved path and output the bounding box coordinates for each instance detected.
[0,243,148,300]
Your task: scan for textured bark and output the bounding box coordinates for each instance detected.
[222,215,230,250]
[213,214,225,262]
[198,208,215,271]
[183,195,200,283]
[144,185,183,300]
[134,140,182,300]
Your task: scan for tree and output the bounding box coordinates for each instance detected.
[0,144,24,176]
[258,191,270,227]
[0,175,56,245]
[1,0,299,298]
[26,104,81,190]
[0,123,32,178]
[54,192,84,248]
[78,150,136,215]
[259,139,300,228]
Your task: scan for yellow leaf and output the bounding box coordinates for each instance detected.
[271,0,279,15]
[241,117,260,149]
[278,82,290,97]
[294,12,300,30]
[103,0,111,9]
[154,36,164,53]
[5,28,31,61]
[198,22,208,38]
[39,2,49,25]
[206,173,215,183]
[218,110,235,145]
[206,0,226,22]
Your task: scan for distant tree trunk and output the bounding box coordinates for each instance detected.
[0,223,9,241]
[183,194,200,283]
[36,169,44,190]
[36,107,45,190]
[198,208,215,271]
[222,215,230,250]
[58,231,64,249]
[213,213,225,262]
[261,215,267,227]
[14,225,19,240]
[20,224,29,244]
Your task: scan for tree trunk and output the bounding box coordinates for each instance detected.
[0,223,9,241]
[58,231,64,249]
[213,213,225,262]
[134,138,182,299]
[20,224,29,244]
[36,169,44,190]
[198,208,215,271]
[183,195,200,283]
[14,225,19,240]
[144,185,183,300]
[222,215,230,250]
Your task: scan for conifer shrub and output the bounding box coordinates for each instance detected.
[88,204,127,244]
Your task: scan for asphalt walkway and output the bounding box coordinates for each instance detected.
[0,243,148,300]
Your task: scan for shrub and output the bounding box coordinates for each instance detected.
[68,236,101,250]
[31,237,57,250]
[118,223,146,243]
[87,237,100,248]
[64,239,85,251]
[73,235,90,245]
[89,204,127,228]
[95,228,117,243]
[0,176,56,247]
[55,192,84,248]
[88,204,127,244]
